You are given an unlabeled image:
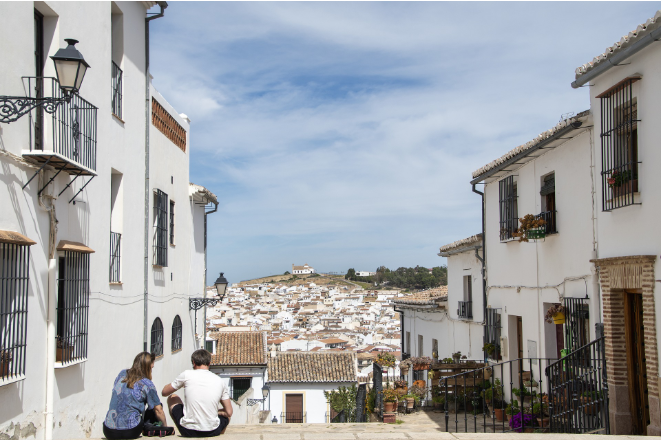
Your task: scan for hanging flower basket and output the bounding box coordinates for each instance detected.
[553,312,565,324]
[526,228,546,240]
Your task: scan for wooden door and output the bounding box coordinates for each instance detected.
[555,323,564,359]
[624,291,649,434]
[285,394,304,423]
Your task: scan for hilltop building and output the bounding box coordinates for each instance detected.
[292,263,315,274]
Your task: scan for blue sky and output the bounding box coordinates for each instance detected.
[148,2,660,284]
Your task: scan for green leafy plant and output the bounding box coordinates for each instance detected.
[366,386,376,414]
[441,357,453,364]
[376,352,396,368]
[608,169,632,188]
[512,387,535,397]
[513,214,547,242]
[482,343,495,356]
[581,390,604,400]
[382,387,399,403]
[532,402,549,417]
[324,384,359,421]
[403,393,421,404]
[505,401,520,416]
[432,395,446,404]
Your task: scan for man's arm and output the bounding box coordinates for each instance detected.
[218,399,233,419]
[153,405,168,426]
[162,384,177,397]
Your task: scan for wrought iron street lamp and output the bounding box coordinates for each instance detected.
[0,39,90,123]
[189,272,229,333]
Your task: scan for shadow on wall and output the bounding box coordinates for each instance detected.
[67,199,89,245]
[153,268,165,287]
[228,388,263,425]
[55,361,85,399]
[0,380,25,424]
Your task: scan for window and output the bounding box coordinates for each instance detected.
[563,298,590,352]
[417,334,423,357]
[230,377,251,401]
[109,232,121,283]
[0,240,31,380]
[598,76,640,211]
[111,3,123,119]
[153,189,168,267]
[171,315,182,352]
[484,308,502,361]
[151,318,163,357]
[539,173,557,234]
[110,171,123,282]
[499,175,518,241]
[169,200,175,245]
[205,340,214,353]
[406,332,411,355]
[57,252,90,365]
[458,275,473,319]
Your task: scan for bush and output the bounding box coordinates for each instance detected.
[509,412,535,432]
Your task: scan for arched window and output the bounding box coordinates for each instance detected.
[151,318,163,357]
[171,315,182,352]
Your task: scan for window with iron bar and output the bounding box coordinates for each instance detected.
[56,251,90,365]
[563,298,590,354]
[484,308,502,360]
[0,242,31,381]
[169,200,175,246]
[109,232,121,282]
[153,189,168,267]
[111,61,123,119]
[598,76,640,211]
[171,315,182,352]
[151,318,163,357]
[499,176,518,241]
[230,377,251,401]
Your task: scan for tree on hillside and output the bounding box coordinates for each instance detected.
[283,271,290,275]
[345,268,356,280]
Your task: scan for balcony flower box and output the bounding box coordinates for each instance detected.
[526,228,546,240]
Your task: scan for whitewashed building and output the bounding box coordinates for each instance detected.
[0,2,218,439]
[292,263,315,274]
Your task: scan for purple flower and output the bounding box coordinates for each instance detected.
[509,412,535,432]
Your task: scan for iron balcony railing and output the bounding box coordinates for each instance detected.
[533,210,557,235]
[25,77,98,172]
[280,412,306,423]
[546,336,609,434]
[109,232,121,283]
[458,301,472,319]
[111,61,122,119]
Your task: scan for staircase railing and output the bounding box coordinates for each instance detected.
[545,336,609,434]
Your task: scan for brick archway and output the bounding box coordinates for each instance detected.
[592,255,659,435]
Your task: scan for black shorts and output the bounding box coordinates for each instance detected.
[102,422,143,440]
[171,404,229,438]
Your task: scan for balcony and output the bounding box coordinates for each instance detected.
[281,412,306,423]
[22,77,98,178]
[534,210,557,235]
[457,300,472,319]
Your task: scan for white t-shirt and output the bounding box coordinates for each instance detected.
[170,369,230,431]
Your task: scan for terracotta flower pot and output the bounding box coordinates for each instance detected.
[406,398,415,409]
[384,401,397,412]
[537,417,549,427]
[494,408,505,422]
[483,369,492,380]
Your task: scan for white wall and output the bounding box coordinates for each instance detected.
[586,42,661,374]
[267,382,355,424]
[0,3,207,438]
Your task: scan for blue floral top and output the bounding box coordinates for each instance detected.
[104,370,162,430]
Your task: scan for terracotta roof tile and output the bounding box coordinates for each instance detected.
[392,286,448,306]
[267,352,356,383]
[211,331,267,366]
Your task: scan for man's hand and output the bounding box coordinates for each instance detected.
[162,384,177,397]
[219,399,233,419]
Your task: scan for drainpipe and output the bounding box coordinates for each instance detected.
[202,200,218,347]
[44,258,57,440]
[143,1,167,351]
[471,183,487,357]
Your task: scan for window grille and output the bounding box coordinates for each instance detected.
[56,252,90,365]
[109,232,121,282]
[169,200,175,246]
[563,298,590,353]
[0,243,31,380]
[153,189,168,267]
[598,76,640,211]
[111,61,122,119]
[151,318,163,357]
[152,98,186,152]
[171,315,182,352]
[499,176,518,241]
[484,308,501,360]
[230,377,251,400]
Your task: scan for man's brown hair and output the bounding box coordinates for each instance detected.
[191,349,212,366]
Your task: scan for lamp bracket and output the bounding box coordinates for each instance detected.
[189,297,223,311]
[246,398,267,406]
[0,96,68,124]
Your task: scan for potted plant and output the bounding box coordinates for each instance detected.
[0,350,11,377]
[432,394,445,411]
[481,379,504,404]
[451,351,462,363]
[532,401,549,427]
[441,357,453,364]
[56,339,72,363]
[510,412,536,433]
[409,384,428,409]
[513,214,547,242]
[376,352,396,373]
[399,358,411,374]
[545,304,566,324]
[505,401,520,422]
[403,393,419,409]
[608,169,637,197]
[492,400,507,422]
[382,387,398,413]
[522,379,539,389]
[410,356,432,371]
[483,342,495,358]
[513,386,534,404]
[394,379,408,396]
[581,390,603,415]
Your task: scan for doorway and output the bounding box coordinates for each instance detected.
[285,393,304,423]
[624,290,649,434]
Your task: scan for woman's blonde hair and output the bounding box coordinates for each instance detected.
[122,352,155,389]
